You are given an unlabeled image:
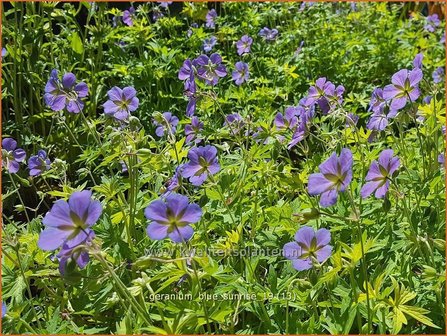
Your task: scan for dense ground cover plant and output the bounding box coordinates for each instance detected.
[1,1,446,334]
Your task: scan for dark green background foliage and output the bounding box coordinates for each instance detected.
[1,1,446,334]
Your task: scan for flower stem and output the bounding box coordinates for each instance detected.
[7,173,31,223]
[208,174,236,228]
[346,188,372,334]
[14,244,43,331]
[349,267,363,332]
[127,150,138,244]
[18,318,38,334]
[92,249,151,326]
[77,102,102,147]
[60,118,98,185]
[185,242,212,334]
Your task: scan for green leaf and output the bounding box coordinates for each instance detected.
[71,32,84,54]
[400,305,440,329]
[10,275,26,303]
[206,189,222,201]
[392,307,405,334]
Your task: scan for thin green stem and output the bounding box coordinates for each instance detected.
[60,118,98,185]
[346,188,372,334]
[92,249,151,326]
[8,173,31,223]
[185,242,212,334]
[14,245,43,331]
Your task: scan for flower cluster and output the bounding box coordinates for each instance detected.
[153,112,179,138]
[178,54,227,115]
[44,69,88,113]
[145,193,202,243]
[181,145,220,186]
[2,138,26,174]
[18,7,443,329]
[236,35,253,55]
[122,7,135,26]
[305,77,344,114]
[283,226,332,271]
[259,27,278,41]
[367,59,424,131]
[274,102,313,149]
[103,86,139,121]
[308,149,353,207]
[425,14,440,32]
[224,113,245,135]
[38,191,102,274]
[308,147,401,207]
[206,9,217,29]
[28,150,51,177]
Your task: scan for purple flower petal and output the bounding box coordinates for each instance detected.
[320,189,338,207]
[42,200,72,228]
[180,163,202,178]
[144,200,169,223]
[7,160,20,174]
[382,84,401,100]
[408,68,423,86]
[75,82,89,98]
[13,148,26,162]
[315,228,331,248]
[294,226,315,250]
[168,225,194,243]
[103,100,120,115]
[283,241,302,260]
[318,152,338,176]
[292,258,313,271]
[66,100,84,114]
[2,138,17,151]
[108,87,123,101]
[165,193,189,218]
[360,181,380,199]
[122,86,137,100]
[76,251,90,269]
[339,148,353,177]
[68,191,93,222]
[408,87,420,102]
[146,222,169,240]
[190,173,207,186]
[374,180,389,198]
[127,97,139,111]
[315,245,332,263]
[364,161,381,181]
[390,97,407,111]
[62,73,77,89]
[307,173,333,195]
[38,228,69,251]
[85,201,103,226]
[46,94,66,111]
[180,204,202,224]
[391,69,408,87]
[378,149,394,168]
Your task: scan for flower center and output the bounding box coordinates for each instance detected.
[118,100,130,111]
[325,171,346,190]
[298,237,319,259]
[166,208,188,232]
[70,212,88,230]
[65,90,79,101]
